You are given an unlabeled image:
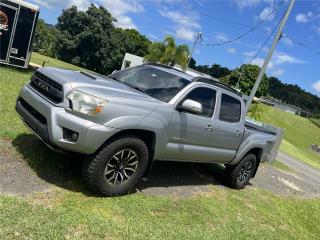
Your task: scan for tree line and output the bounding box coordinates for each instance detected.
[32,4,319,116]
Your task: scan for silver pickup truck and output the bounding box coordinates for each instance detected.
[16,63,277,196]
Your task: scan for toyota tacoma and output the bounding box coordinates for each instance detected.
[16,63,277,196]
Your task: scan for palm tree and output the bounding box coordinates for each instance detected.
[248,104,263,121]
[144,36,190,70]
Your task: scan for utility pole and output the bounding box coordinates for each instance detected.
[235,70,243,90]
[246,0,295,112]
[186,32,202,70]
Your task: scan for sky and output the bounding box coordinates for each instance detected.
[28,0,320,97]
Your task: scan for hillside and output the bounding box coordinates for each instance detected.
[259,104,320,168]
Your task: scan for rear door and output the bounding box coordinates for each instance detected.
[0,2,18,62]
[210,92,245,162]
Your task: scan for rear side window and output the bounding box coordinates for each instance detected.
[219,94,241,123]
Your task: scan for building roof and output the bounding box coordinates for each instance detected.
[7,0,39,11]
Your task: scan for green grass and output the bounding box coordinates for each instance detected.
[30,52,89,71]
[271,160,292,172]
[1,189,320,239]
[258,104,320,169]
[1,53,320,239]
[309,118,320,128]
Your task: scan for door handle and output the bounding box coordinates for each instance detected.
[234,130,241,136]
[205,125,213,132]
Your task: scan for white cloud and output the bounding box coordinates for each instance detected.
[270,68,284,77]
[214,33,229,42]
[147,34,158,40]
[273,52,306,65]
[295,12,313,23]
[235,0,261,9]
[175,28,195,41]
[313,80,320,93]
[226,48,237,54]
[159,9,201,41]
[282,37,294,47]
[243,51,255,57]
[159,10,200,29]
[259,7,274,21]
[248,51,305,77]
[30,0,143,29]
[101,0,144,29]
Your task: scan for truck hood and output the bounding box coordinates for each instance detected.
[38,67,160,103]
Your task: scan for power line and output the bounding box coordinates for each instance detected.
[248,12,284,64]
[199,1,285,47]
[289,38,320,56]
[235,11,285,89]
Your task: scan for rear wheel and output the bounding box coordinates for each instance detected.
[82,135,148,196]
[225,154,257,189]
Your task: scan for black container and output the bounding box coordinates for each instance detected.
[0,0,39,68]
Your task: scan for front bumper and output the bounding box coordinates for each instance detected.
[16,85,119,154]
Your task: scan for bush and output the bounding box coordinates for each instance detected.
[309,118,320,128]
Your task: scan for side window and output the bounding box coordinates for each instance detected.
[180,87,216,117]
[219,94,241,123]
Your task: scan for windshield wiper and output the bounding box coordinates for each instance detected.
[123,82,148,95]
[108,76,119,82]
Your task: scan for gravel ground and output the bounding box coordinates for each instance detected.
[1,138,320,198]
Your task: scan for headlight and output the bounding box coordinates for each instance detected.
[67,90,108,116]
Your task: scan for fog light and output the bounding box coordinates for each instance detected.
[63,128,79,142]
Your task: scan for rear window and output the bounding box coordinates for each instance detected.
[219,94,241,123]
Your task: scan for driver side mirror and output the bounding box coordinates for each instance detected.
[179,99,203,114]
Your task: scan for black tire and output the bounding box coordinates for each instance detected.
[82,135,148,196]
[225,154,257,189]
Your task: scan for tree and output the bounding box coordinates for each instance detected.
[248,104,263,121]
[144,36,190,70]
[56,5,116,73]
[33,19,58,57]
[224,64,269,97]
[55,5,151,74]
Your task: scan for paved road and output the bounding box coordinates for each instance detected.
[277,151,320,184]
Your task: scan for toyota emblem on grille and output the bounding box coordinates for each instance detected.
[38,80,50,91]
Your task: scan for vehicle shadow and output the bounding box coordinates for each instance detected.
[12,134,227,196]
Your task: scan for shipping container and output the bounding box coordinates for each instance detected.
[0,0,39,68]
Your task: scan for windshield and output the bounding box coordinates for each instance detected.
[109,66,191,102]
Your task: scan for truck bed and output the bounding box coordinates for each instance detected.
[245,117,277,135]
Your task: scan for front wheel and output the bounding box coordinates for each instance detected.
[225,154,257,189]
[82,135,149,196]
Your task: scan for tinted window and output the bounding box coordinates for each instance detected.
[109,66,190,102]
[180,87,216,117]
[219,94,241,123]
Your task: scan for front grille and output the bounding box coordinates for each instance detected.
[19,98,47,124]
[30,71,63,103]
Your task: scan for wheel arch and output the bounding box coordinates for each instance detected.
[246,147,263,178]
[96,129,157,180]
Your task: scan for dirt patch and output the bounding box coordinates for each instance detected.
[0,139,52,196]
[1,137,320,199]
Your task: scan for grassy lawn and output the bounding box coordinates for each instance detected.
[30,52,89,71]
[259,104,320,169]
[1,53,320,239]
[1,188,319,239]
[271,160,293,172]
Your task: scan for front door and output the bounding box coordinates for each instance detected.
[0,3,17,62]
[160,86,218,162]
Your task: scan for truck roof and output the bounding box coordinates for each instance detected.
[145,63,242,97]
[7,0,39,11]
